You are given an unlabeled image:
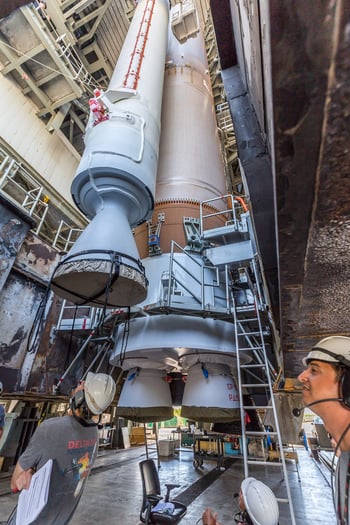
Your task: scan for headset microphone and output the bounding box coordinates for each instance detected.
[293,397,344,417]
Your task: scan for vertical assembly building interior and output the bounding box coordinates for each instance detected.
[0,1,349,524]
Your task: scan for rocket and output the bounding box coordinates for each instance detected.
[51,0,256,423]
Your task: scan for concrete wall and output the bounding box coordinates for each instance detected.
[229,0,266,137]
[0,75,80,207]
[0,195,82,394]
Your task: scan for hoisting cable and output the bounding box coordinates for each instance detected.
[63,304,79,370]
[117,307,131,368]
[26,285,52,354]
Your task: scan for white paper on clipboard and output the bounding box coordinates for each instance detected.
[16,458,53,525]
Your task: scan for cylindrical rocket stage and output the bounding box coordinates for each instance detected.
[51,0,169,306]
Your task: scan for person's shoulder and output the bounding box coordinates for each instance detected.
[39,414,71,429]
[337,449,350,471]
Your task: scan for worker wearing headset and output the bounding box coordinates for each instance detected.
[7,372,116,525]
[298,336,350,525]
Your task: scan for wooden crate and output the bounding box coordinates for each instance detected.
[268,449,298,463]
[130,427,145,445]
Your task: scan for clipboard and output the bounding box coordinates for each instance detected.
[16,459,53,525]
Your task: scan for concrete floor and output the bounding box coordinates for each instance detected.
[0,443,336,524]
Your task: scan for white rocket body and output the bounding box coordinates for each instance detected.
[111,8,251,422]
[52,0,253,423]
[51,0,169,307]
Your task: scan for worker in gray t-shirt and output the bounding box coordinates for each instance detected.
[0,381,5,440]
[7,373,116,525]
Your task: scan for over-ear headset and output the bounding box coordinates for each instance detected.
[69,390,85,411]
[339,368,350,409]
[69,389,98,427]
[310,346,350,409]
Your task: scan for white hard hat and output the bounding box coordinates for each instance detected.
[302,336,350,367]
[84,372,116,415]
[241,478,279,525]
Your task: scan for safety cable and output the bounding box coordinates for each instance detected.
[26,285,52,353]
[98,252,120,320]
[63,304,79,370]
[117,308,131,368]
[94,342,111,373]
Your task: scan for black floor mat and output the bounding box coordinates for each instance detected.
[175,458,237,506]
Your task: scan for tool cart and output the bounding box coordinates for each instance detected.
[192,433,225,469]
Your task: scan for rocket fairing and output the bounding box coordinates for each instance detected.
[51,0,169,307]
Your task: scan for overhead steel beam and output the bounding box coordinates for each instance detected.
[0,40,51,107]
[73,1,114,46]
[0,43,45,75]
[64,0,101,18]
[21,6,84,98]
[46,103,71,131]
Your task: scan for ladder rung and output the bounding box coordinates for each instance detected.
[243,405,273,410]
[238,347,263,351]
[247,460,282,467]
[241,363,266,368]
[276,498,290,504]
[245,431,277,436]
[235,306,255,311]
[237,318,258,323]
[238,331,262,337]
[241,383,270,388]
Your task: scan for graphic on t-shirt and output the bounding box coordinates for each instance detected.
[65,438,97,480]
[66,445,97,498]
[78,451,91,478]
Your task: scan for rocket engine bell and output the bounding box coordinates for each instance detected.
[115,368,174,423]
[181,363,241,423]
[51,0,169,307]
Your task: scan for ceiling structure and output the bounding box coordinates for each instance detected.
[0,0,349,380]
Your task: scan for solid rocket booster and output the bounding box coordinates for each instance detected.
[51,0,169,307]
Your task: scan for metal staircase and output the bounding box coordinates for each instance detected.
[232,267,296,525]
[53,300,120,393]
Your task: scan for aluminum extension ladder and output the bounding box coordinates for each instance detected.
[232,269,296,525]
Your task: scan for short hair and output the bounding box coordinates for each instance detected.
[331,362,347,382]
